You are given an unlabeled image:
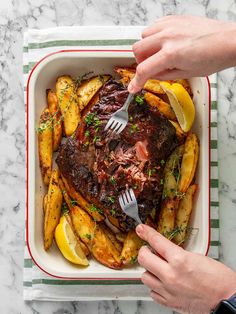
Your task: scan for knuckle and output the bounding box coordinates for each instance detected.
[172,251,186,266]
[164,271,176,285]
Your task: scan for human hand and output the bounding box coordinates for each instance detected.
[136,224,236,314]
[128,15,236,93]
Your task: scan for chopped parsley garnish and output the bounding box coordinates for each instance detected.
[147,168,156,179]
[70,200,77,206]
[71,132,76,139]
[160,178,164,185]
[93,135,101,144]
[61,202,69,215]
[160,159,165,166]
[90,204,98,212]
[110,176,116,185]
[129,116,134,122]
[110,208,116,216]
[85,113,96,126]
[133,183,139,190]
[84,233,92,240]
[107,196,115,204]
[135,95,144,105]
[85,130,90,137]
[131,255,138,264]
[130,123,139,133]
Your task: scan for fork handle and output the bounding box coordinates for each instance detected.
[123,93,134,111]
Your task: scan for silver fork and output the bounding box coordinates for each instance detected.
[118,188,142,225]
[104,93,134,134]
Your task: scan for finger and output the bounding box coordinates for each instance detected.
[142,15,177,38]
[132,33,162,64]
[150,290,167,307]
[138,246,170,281]
[152,69,189,80]
[128,50,169,93]
[142,271,167,297]
[136,224,183,262]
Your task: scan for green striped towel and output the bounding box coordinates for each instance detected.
[23,26,219,301]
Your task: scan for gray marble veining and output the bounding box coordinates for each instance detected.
[0,0,235,313]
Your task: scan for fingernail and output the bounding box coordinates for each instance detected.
[136,224,144,235]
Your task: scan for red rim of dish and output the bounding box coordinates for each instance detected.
[26,49,211,280]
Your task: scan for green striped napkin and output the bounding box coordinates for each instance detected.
[23,26,219,301]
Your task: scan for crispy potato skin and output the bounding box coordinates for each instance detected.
[44,169,62,250]
[61,175,104,222]
[173,184,197,245]
[77,75,110,111]
[120,230,143,266]
[144,92,176,120]
[179,133,199,193]
[38,108,53,186]
[47,89,62,151]
[59,179,122,269]
[56,76,80,136]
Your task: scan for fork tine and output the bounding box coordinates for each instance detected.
[114,122,123,133]
[125,189,132,203]
[115,122,126,134]
[119,194,125,210]
[110,120,119,131]
[129,188,136,201]
[104,118,115,131]
[122,191,129,204]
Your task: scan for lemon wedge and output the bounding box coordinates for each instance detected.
[160,82,195,132]
[55,216,89,266]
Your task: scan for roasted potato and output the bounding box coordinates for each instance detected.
[47,89,62,151]
[120,230,143,265]
[77,75,110,111]
[61,175,104,222]
[157,145,185,236]
[56,75,80,137]
[144,92,176,120]
[64,210,90,256]
[44,169,62,250]
[116,232,127,243]
[173,184,197,245]
[178,133,199,193]
[101,224,123,253]
[38,108,53,185]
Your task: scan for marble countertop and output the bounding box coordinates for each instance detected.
[0,0,235,313]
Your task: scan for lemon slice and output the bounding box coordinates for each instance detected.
[160,82,195,132]
[55,216,89,266]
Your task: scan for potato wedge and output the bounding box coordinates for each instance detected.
[92,224,122,269]
[65,211,90,256]
[47,89,62,151]
[116,232,127,243]
[44,169,62,250]
[114,66,165,94]
[56,75,80,136]
[144,92,176,120]
[77,75,110,111]
[120,230,143,265]
[169,120,186,142]
[59,179,121,268]
[178,133,199,193]
[61,175,104,222]
[101,224,123,253]
[157,145,185,236]
[173,184,197,245]
[38,108,53,185]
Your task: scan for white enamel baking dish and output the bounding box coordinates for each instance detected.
[26,50,210,280]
